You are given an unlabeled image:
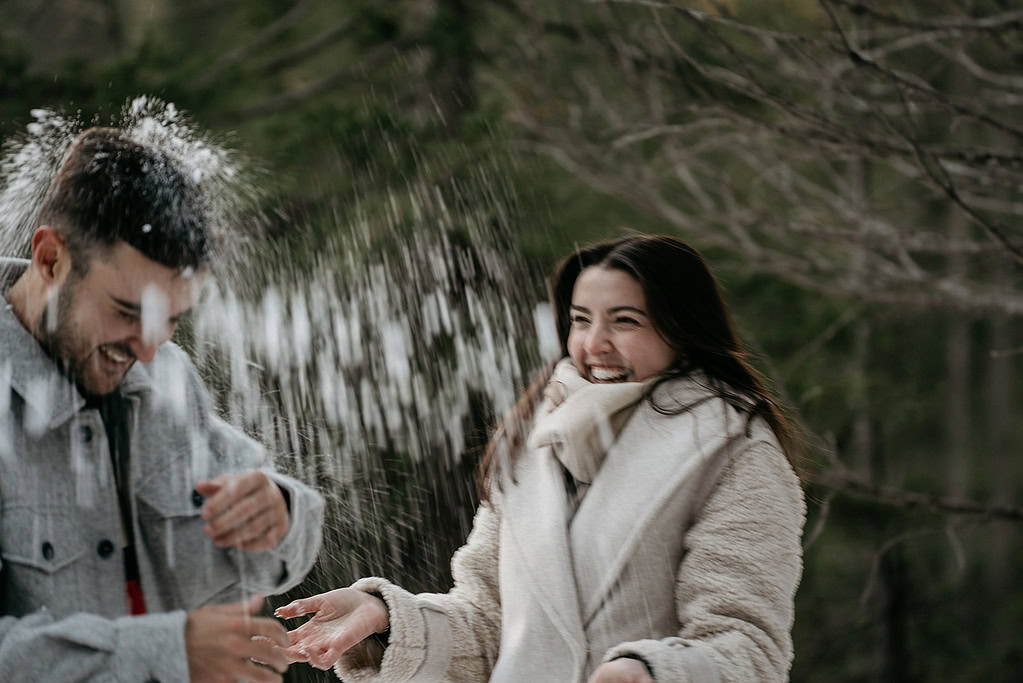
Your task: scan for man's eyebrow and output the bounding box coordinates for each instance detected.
[110,295,192,322]
[110,296,141,313]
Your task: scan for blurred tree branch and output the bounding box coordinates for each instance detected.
[229,42,401,122]
[815,469,1023,522]
[256,18,354,74]
[496,0,1023,315]
[197,0,315,87]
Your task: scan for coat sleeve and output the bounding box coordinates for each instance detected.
[332,497,503,683]
[180,345,325,596]
[601,440,806,683]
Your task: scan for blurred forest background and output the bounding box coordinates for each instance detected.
[2,0,1021,681]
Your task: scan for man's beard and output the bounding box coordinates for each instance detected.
[35,278,104,398]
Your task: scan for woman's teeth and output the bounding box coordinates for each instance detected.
[590,367,630,382]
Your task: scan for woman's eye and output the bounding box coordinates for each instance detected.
[117,310,139,322]
[570,315,590,326]
[614,316,640,326]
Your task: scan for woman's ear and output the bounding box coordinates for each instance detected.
[30,226,71,285]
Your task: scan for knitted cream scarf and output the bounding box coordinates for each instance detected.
[527,358,652,484]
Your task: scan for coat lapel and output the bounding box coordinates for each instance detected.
[501,441,588,662]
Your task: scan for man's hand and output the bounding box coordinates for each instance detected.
[196,470,289,552]
[275,588,390,670]
[587,657,655,683]
[186,594,289,683]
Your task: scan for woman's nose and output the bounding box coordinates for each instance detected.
[583,324,612,355]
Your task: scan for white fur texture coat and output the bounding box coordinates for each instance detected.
[334,375,806,682]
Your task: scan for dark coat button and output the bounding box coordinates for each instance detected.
[41,542,54,561]
[97,539,115,558]
[191,489,205,508]
[79,425,93,443]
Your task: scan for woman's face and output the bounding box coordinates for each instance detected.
[567,266,676,383]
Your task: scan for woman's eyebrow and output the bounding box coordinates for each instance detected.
[570,304,591,313]
[609,306,648,316]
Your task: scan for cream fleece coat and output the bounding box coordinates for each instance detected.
[335,375,805,683]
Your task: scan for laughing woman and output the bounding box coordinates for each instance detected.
[279,235,806,683]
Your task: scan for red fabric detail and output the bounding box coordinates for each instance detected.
[126,579,146,615]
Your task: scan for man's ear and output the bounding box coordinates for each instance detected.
[31,226,72,285]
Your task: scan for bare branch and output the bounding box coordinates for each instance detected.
[816,469,1023,522]
[783,305,865,378]
[929,43,1023,92]
[803,489,837,551]
[819,0,1023,144]
[228,43,398,122]
[257,18,354,74]
[859,528,938,608]
[832,0,1023,34]
[590,0,828,46]
[197,0,315,88]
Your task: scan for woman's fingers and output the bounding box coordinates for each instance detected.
[284,614,337,646]
[275,597,318,619]
[310,645,342,670]
[277,591,390,671]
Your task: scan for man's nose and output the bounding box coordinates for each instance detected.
[128,336,160,364]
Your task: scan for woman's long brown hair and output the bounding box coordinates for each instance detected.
[478,234,802,502]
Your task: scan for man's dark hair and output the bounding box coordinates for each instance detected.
[36,127,209,273]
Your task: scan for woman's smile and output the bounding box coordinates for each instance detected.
[588,365,632,382]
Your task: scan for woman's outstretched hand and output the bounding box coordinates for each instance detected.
[274,588,390,670]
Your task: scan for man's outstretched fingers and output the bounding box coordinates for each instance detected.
[241,634,289,672]
[186,594,286,683]
[241,593,266,615]
[251,634,290,665]
[282,644,312,664]
[237,659,284,683]
[246,616,289,649]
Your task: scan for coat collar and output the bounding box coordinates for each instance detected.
[570,379,744,623]
[503,374,747,632]
[1,258,154,432]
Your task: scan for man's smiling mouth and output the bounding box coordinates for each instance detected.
[99,344,133,365]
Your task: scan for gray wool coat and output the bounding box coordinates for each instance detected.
[335,375,805,683]
[0,258,325,682]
